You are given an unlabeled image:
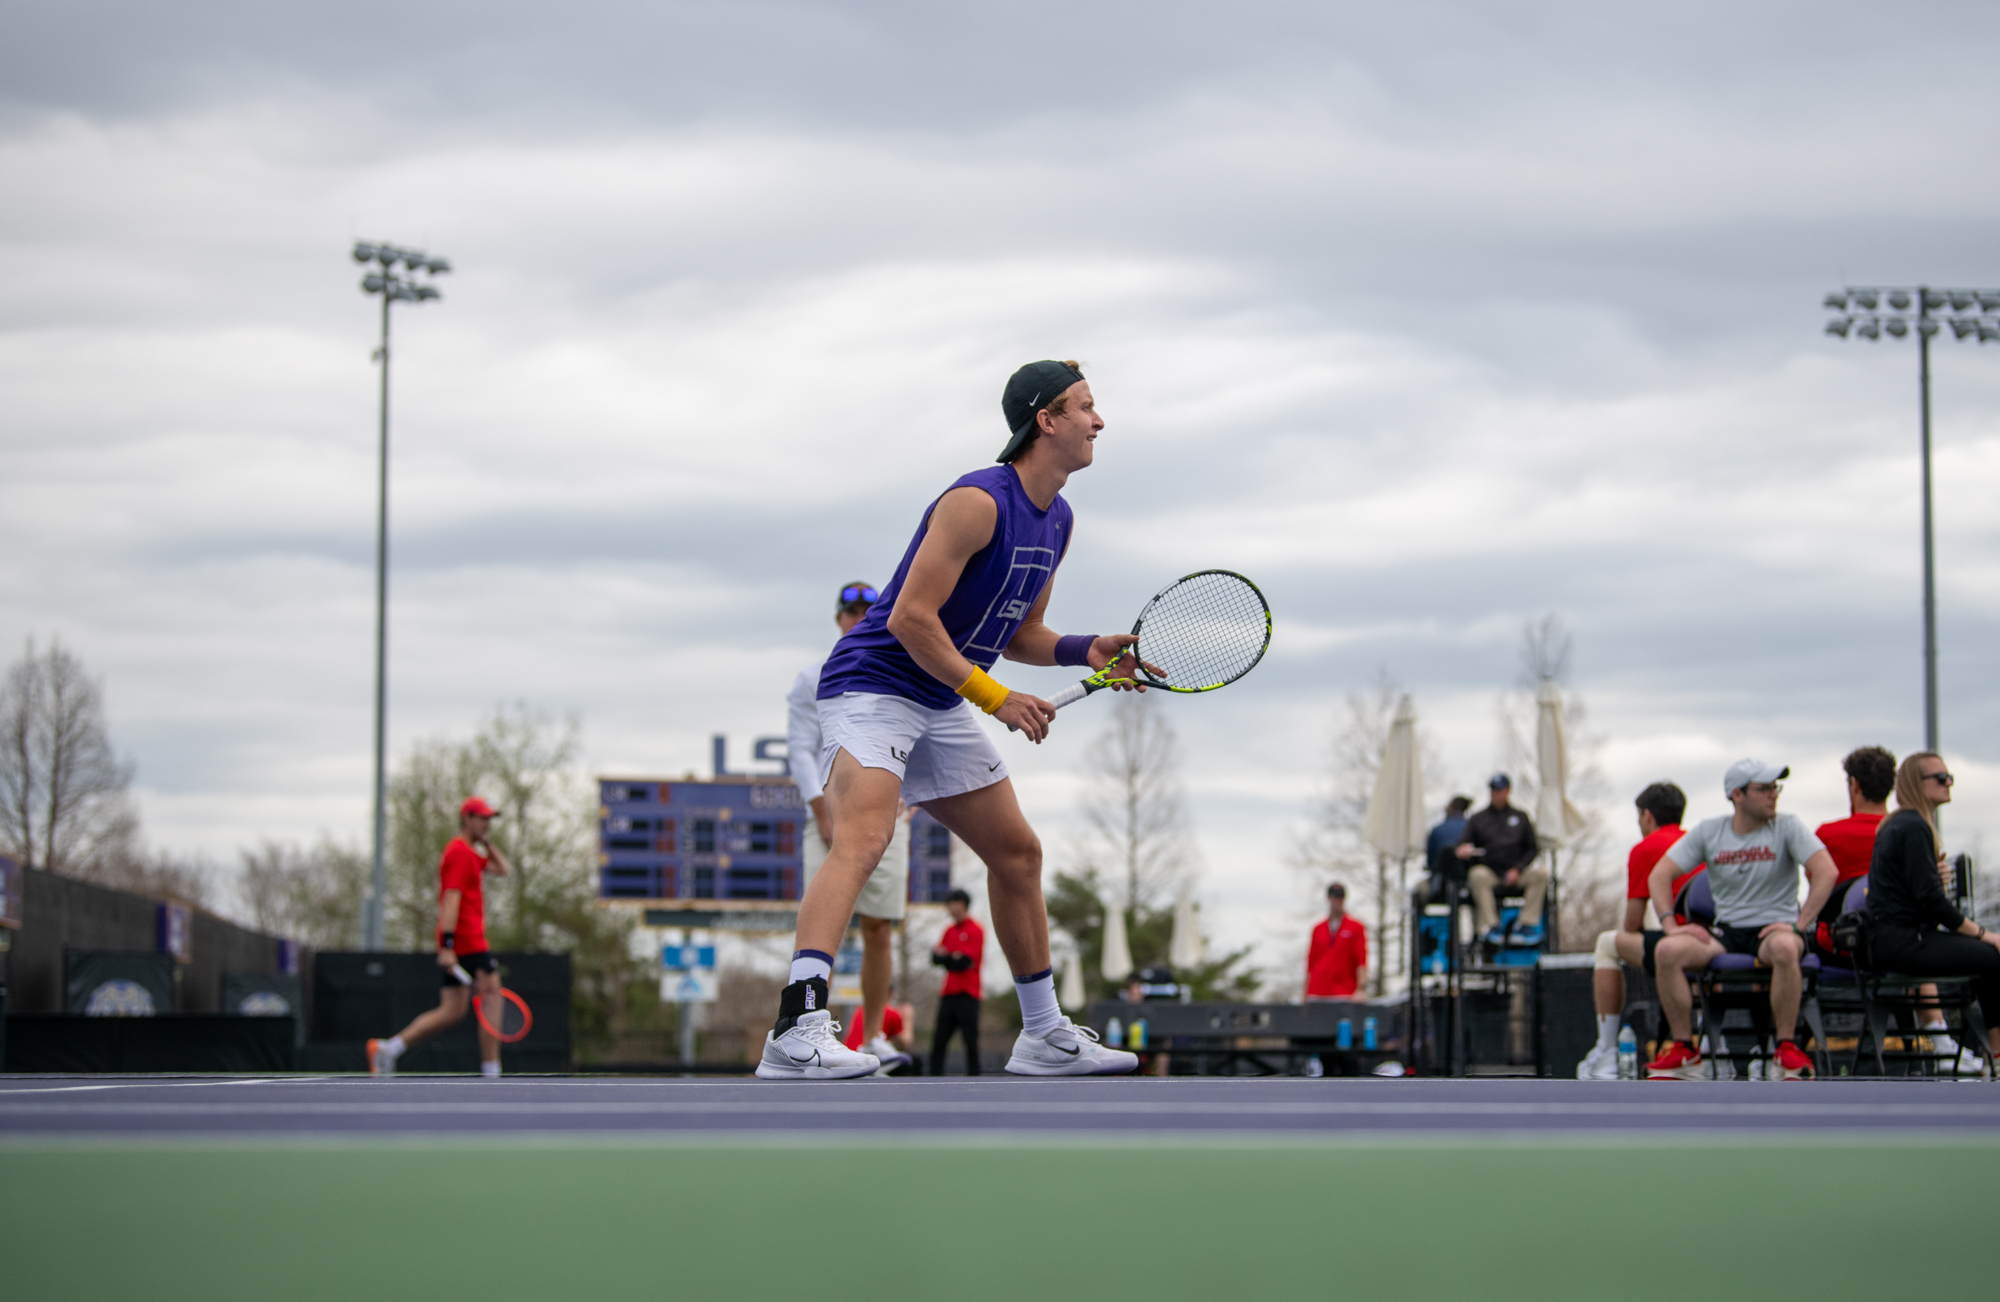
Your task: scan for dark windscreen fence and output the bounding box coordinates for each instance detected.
[303,951,572,1073]
[64,951,176,1017]
[222,972,305,1044]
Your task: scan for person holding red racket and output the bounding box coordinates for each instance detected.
[369,797,513,1079]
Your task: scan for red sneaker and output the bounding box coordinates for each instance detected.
[1772,1040,1815,1081]
[1647,1041,1705,1080]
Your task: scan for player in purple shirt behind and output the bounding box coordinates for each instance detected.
[756,359,1143,1080]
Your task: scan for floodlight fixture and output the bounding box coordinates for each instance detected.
[1857,319,1880,339]
[1823,292,1849,310]
[1825,316,1852,337]
[1886,317,1909,338]
[351,239,450,951]
[1888,290,1911,310]
[1853,290,1879,309]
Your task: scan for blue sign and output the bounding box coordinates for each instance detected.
[663,944,716,970]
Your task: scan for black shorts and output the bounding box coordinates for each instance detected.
[442,951,498,987]
[1641,931,1664,976]
[1713,924,1771,958]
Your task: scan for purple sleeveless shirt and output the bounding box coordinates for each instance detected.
[818,465,1073,710]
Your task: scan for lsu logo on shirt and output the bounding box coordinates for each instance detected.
[961,547,1055,662]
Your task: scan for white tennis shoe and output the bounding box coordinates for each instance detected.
[864,1035,914,1075]
[1576,1044,1620,1081]
[1006,1017,1139,1076]
[754,1011,880,1080]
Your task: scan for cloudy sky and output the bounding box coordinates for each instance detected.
[4,0,1997,971]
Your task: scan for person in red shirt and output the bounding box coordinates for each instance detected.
[368,797,512,1078]
[1577,782,1704,1079]
[928,889,985,1075]
[842,989,916,1073]
[1305,884,1367,998]
[1816,745,1895,899]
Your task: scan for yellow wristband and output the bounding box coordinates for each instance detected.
[955,667,1010,714]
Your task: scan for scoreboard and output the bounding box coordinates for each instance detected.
[598,775,955,904]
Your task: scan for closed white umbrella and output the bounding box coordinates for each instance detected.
[1058,949,1087,1011]
[1365,694,1427,859]
[1362,693,1425,993]
[1533,680,1588,846]
[1169,887,1205,970]
[1100,899,1133,983]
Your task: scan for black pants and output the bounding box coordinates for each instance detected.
[1871,927,2000,1031]
[931,993,982,1076]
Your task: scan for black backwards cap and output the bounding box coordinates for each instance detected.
[997,360,1085,463]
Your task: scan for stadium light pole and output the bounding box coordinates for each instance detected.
[354,242,451,951]
[1823,285,2000,754]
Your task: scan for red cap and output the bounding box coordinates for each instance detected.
[460,797,499,818]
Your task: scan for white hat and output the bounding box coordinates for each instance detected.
[1723,758,1789,796]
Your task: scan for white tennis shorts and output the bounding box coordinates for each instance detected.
[802,809,910,921]
[817,691,1010,807]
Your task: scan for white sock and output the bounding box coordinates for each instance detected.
[481,1060,500,1079]
[384,1035,406,1056]
[1596,1015,1621,1054]
[1015,967,1060,1038]
[789,950,833,984]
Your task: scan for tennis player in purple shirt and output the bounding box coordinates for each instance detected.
[755,360,1143,1080]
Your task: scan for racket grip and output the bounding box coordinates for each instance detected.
[1005,679,1094,732]
[451,964,473,985]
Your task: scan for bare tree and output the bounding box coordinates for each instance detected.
[239,837,369,948]
[0,638,139,874]
[1072,693,1197,918]
[1290,672,1452,995]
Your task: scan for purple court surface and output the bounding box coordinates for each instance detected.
[4,1075,1998,1140]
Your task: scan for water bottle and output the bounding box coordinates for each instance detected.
[1105,1016,1123,1047]
[1363,1017,1379,1051]
[1616,1025,1637,1080]
[1130,1018,1147,1049]
[1304,1054,1325,1078]
[1336,1018,1353,1050]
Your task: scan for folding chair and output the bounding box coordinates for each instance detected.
[1681,875,1829,1078]
[1840,877,1995,1078]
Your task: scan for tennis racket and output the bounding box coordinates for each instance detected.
[475,988,533,1043]
[1010,569,1271,728]
[450,964,534,1042]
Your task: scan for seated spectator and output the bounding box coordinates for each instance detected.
[1577,781,1704,1079]
[1808,745,1966,1061]
[1816,745,1895,908]
[1425,796,1473,901]
[1455,774,1546,944]
[1306,884,1367,999]
[1646,758,1838,1080]
[1865,752,1997,1075]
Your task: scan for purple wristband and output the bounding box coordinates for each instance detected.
[1054,634,1098,667]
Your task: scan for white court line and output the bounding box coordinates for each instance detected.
[4,1099,1998,1118]
[0,1077,331,1095]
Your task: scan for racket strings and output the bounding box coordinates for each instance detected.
[1135,572,1269,689]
